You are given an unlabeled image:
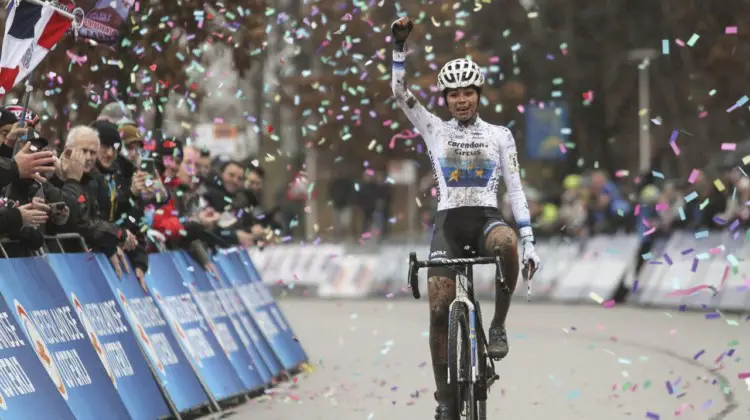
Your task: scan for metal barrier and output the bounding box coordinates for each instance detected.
[0,235,309,418]
[251,233,750,312]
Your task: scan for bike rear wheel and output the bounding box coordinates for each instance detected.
[448,305,477,419]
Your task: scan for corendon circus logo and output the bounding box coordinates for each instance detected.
[116,290,165,376]
[71,294,116,388]
[14,301,68,400]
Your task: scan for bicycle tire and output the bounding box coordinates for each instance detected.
[448,304,477,420]
[477,400,486,420]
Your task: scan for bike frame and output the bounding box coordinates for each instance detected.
[408,253,502,386]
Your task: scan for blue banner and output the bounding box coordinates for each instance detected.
[216,251,305,369]
[145,253,247,400]
[0,296,75,419]
[211,256,281,382]
[236,251,308,365]
[94,254,210,413]
[169,251,265,391]
[47,254,171,420]
[525,101,568,160]
[0,258,130,419]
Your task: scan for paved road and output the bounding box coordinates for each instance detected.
[206,299,749,420]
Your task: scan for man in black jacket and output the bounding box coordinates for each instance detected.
[91,120,163,289]
[52,125,132,277]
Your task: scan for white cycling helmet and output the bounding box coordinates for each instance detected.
[437,58,485,92]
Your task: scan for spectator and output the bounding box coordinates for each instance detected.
[119,123,144,165]
[150,141,220,275]
[684,171,726,230]
[200,160,266,245]
[91,120,162,290]
[196,148,213,181]
[53,125,131,277]
[559,175,588,237]
[329,171,355,240]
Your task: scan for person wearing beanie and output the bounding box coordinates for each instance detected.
[119,123,144,165]
[90,120,162,290]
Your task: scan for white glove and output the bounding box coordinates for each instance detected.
[521,238,541,277]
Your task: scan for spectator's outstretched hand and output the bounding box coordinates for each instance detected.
[123,230,138,251]
[31,197,50,213]
[4,123,27,148]
[17,202,47,227]
[61,148,85,181]
[15,142,55,182]
[134,267,147,292]
[109,247,130,278]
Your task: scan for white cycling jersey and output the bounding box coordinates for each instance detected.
[391,49,533,237]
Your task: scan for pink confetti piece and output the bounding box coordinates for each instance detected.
[675,38,685,46]
[388,129,419,149]
[669,141,680,156]
[721,143,736,151]
[634,204,641,216]
[454,30,465,42]
[516,105,525,113]
[643,227,656,236]
[559,143,567,154]
[738,372,750,379]
[602,300,616,308]
[489,56,500,64]
[655,203,669,211]
[688,169,700,184]
[665,284,717,297]
[726,26,738,34]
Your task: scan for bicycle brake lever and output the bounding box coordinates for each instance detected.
[523,266,532,302]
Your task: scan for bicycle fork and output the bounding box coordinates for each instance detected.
[447,273,478,385]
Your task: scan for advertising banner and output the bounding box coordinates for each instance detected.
[211,254,281,381]
[169,251,265,391]
[217,251,305,369]
[72,0,135,44]
[95,254,211,413]
[524,101,568,160]
[47,254,171,419]
[145,253,247,400]
[0,258,130,419]
[237,251,308,365]
[0,295,75,419]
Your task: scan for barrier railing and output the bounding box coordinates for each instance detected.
[250,233,750,312]
[0,234,309,419]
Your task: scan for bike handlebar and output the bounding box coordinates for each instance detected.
[408,247,503,300]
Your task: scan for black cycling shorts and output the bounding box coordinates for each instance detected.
[427,206,508,279]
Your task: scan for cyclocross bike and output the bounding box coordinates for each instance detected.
[408,247,528,420]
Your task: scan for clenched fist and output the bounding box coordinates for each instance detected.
[391,16,413,43]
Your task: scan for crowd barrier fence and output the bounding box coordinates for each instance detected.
[0,235,309,420]
[250,233,750,312]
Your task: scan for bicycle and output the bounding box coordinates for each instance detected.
[408,247,525,420]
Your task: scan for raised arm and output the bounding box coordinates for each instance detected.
[390,17,441,143]
[497,127,534,243]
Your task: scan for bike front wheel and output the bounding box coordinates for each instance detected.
[448,304,477,420]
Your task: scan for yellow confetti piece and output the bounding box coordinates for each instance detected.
[743,155,750,165]
[714,179,726,192]
[589,292,604,304]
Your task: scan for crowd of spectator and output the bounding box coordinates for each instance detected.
[326,161,746,246]
[499,167,743,240]
[0,102,285,291]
